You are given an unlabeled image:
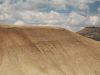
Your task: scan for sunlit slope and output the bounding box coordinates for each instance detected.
[0,26,100,75]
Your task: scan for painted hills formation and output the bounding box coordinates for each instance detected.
[0,25,100,75]
[78,27,100,41]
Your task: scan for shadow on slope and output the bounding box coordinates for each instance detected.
[77,26,100,41]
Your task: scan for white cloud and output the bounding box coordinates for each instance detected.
[51,0,67,9]
[18,10,64,24]
[0,0,99,31]
[66,12,87,25]
[80,27,85,30]
[0,13,12,20]
[14,20,25,25]
[0,1,12,20]
[89,16,100,25]
[66,26,72,31]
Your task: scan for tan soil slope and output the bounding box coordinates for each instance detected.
[0,26,100,75]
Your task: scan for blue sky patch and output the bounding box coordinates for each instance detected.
[89,1,100,14]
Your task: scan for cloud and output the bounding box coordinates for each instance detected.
[89,16,100,26]
[0,0,99,31]
[0,1,12,20]
[0,13,12,20]
[20,11,61,20]
[51,0,67,9]
[66,12,87,26]
[18,10,65,25]
[14,20,25,25]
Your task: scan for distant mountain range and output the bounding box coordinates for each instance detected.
[77,26,100,41]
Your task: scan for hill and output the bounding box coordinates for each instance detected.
[77,27,100,41]
[0,25,100,75]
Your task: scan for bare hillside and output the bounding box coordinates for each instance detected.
[0,25,100,75]
[78,27,100,41]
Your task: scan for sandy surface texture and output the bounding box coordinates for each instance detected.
[0,25,100,75]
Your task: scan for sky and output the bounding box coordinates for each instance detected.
[0,0,100,31]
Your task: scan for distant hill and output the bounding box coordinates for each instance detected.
[0,25,100,75]
[77,26,100,41]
